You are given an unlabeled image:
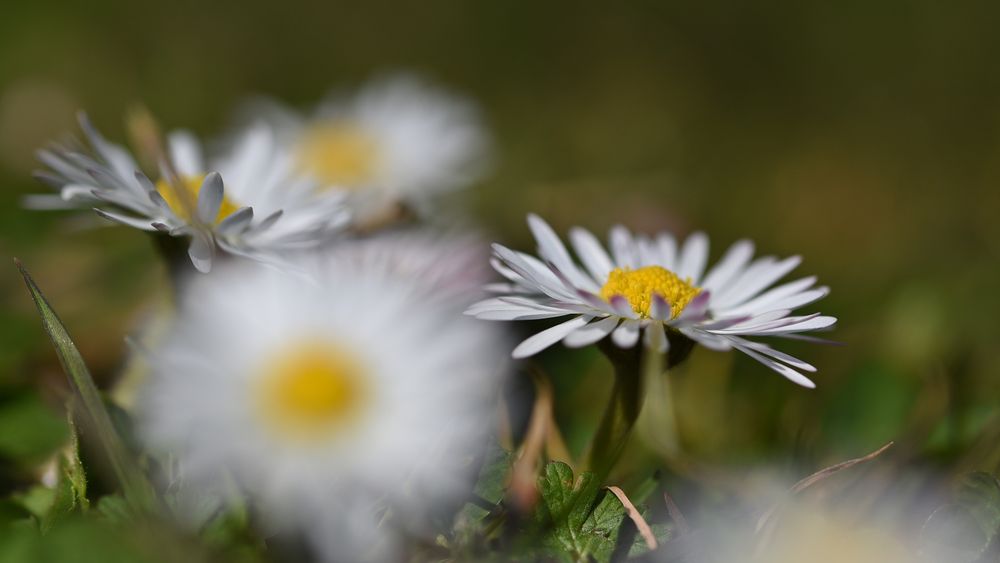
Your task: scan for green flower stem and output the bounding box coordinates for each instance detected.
[586,339,645,478]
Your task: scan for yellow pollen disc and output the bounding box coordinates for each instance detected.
[255,341,371,440]
[155,174,238,224]
[599,265,701,319]
[296,121,379,188]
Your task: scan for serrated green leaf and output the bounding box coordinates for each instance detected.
[475,441,514,505]
[578,492,626,561]
[15,260,156,513]
[537,461,627,563]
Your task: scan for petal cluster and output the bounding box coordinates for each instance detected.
[31,114,350,272]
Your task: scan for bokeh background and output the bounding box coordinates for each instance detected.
[1,0,1000,552]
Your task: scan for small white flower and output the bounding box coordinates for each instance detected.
[137,258,505,561]
[30,114,351,272]
[243,73,491,218]
[467,214,837,387]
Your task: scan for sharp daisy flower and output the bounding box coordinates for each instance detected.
[243,73,491,218]
[30,113,351,272]
[467,214,837,387]
[136,259,504,561]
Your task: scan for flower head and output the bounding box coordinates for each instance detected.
[30,113,351,272]
[241,73,491,220]
[136,258,505,560]
[467,214,836,387]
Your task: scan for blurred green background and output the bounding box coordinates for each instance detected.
[1,0,999,506]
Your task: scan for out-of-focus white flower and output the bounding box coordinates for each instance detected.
[317,229,493,305]
[243,73,491,219]
[30,114,350,272]
[136,258,505,561]
[467,214,836,387]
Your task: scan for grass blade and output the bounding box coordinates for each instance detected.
[15,258,156,512]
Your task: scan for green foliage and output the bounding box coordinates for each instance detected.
[41,416,89,531]
[922,472,1000,562]
[536,461,627,562]
[16,260,156,513]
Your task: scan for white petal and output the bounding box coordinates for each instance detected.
[678,290,711,321]
[650,294,672,321]
[611,319,641,348]
[93,208,157,231]
[167,130,205,177]
[527,214,598,291]
[700,239,754,293]
[712,255,802,310]
[676,231,709,284]
[569,227,614,282]
[733,345,816,388]
[197,172,224,224]
[608,295,638,319]
[655,233,677,270]
[188,233,214,273]
[717,276,818,316]
[727,336,816,372]
[610,225,638,269]
[512,316,590,358]
[217,207,254,234]
[681,327,733,351]
[563,316,620,347]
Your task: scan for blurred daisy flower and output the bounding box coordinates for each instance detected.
[136,258,504,561]
[242,73,491,221]
[30,113,350,272]
[319,229,493,305]
[467,214,836,387]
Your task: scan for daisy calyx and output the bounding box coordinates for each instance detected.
[30,113,351,272]
[466,213,837,388]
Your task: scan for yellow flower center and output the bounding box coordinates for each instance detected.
[296,121,379,188]
[599,266,701,319]
[155,174,238,224]
[255,340,371,440]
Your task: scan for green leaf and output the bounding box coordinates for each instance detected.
[475,441,514,505]
[922,472,1000,562]
[537,461,627,562]
[15,259,157,513]
[41,412,89,531]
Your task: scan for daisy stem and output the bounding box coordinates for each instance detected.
[587,339,645,478]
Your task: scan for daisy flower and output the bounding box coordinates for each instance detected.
[242,73,491,218]
[30,113,350,272]
[136,258,505,561]
[467,214,836,387]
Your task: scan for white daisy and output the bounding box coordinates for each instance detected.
[242,73,491,218]
[466,214,837,388]
[30,113,351,272]
[136,258,505,561]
